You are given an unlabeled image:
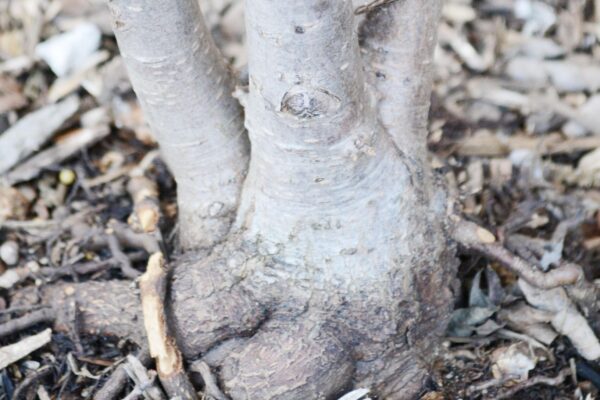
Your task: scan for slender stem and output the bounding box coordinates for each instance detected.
[108,0,249,249]
[360,0,442,162]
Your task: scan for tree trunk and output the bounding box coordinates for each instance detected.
[107,0,249,249]
[16,1,460,399]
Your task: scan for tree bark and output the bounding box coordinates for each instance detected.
[360,0,442,163]
[107,0,249,249]
[15,1,458,399]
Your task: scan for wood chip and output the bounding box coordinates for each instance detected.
[0,328,52,370]
[0,96,79,174]
[4,125,110,185]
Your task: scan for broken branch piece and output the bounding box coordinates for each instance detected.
[140,253,197,400]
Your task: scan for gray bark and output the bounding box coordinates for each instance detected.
[26,1,457,399]
[107,0,249,249]
[360,0,441,163]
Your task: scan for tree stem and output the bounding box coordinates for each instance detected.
[360,0,442,162]
[108,0,249,249]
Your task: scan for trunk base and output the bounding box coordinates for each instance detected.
[13,228,457,400]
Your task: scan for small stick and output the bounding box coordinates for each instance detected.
[45,251,147,280]
[451,218,582,289]
[110,220,161,254]
[0,96,79,174]
[12,365,53,399]
[94,348,151,400]
[496,368,571,399]
[0,328,52,370]
[127,176,161,233]
[127,150,161,234]
[71,221,161,255]
[4,125,110,185]
[0,305,48,316]
[190,360,229,400]
[466,377,507,395]
[123,355,166,400]
[107,233,141,279]
[140,253,198,400]
[66,300,83,354]
[0,308,55,338]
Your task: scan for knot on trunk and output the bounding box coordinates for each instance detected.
[280,86,340,120]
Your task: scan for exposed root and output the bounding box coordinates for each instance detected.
[10,280,145,343]
[140,253,197,400]
[452,216,600,361]
[5,219,454,400]
[219,317,353,400]
[451,217,583,289]
[169,246,268,358]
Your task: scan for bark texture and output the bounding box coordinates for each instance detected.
[360,0,441,163]
[107,0,249,249]
[13,1,458,399]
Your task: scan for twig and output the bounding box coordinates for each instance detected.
[0,308,55,338]
[0,219,58,230]
[66,301,83,354]
[12,365,53,400]
[107,233,141,279]
[94,348,151,400]
[4,125,110,185]
[123,354,166,400]
[85,165,135,187]
[496,368,571,399]
[0,305,48,316]
[37,385,51,400]
[0,96,79,174]
[466,377,508,395]
[140,253,198,400]
[451,218,582,289]
[496,328,553,362]
[72,221,160,255]
[127,150,161,234]
[127,176,161,233]
[0,329,52,370]
[0,253,145,289]
[190,360,229,400]
[42,251,147,281]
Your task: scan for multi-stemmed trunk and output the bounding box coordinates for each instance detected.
[26,1,460,399]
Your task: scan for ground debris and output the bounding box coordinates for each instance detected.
[0,328,51,370]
